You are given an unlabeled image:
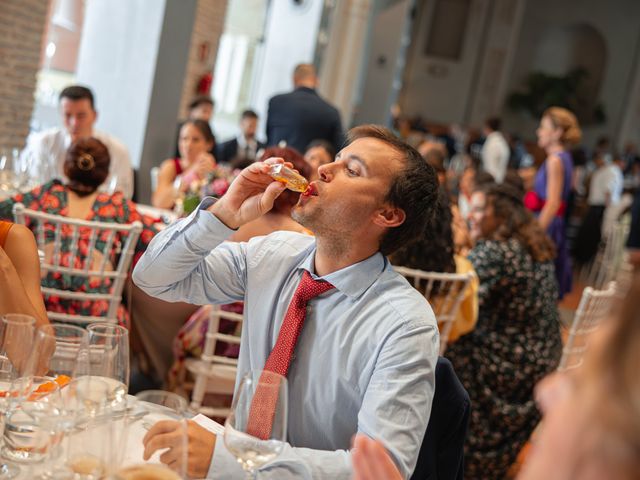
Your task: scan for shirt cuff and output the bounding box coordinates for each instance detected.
[176,197,236,251]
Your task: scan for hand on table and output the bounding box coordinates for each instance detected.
[208,157,289,229]
[142,419,216,478]
[351,434,403,480]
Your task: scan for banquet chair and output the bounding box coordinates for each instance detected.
[585,219,630,289]
[394,266,475,354]
[12,202,142,325]
[411,357,470,480]
[558,281,617,372]
[182,304,243,418]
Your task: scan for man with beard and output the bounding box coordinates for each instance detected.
[133,125,439,479]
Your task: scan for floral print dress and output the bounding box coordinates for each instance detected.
[445,238,562,479]
[0,180,159,327]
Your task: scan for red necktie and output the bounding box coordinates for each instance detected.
[246,270,334,439]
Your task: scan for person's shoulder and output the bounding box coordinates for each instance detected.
[371,266,437,329]
[4,223,36,250]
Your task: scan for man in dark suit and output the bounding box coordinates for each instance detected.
[266,64,343,153]
[216,110,266,167]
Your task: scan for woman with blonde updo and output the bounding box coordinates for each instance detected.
[526,107,582,298]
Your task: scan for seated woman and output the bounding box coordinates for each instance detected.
[168,146,311,388]
[390,189,478,344]
[0,138,158,327]
[153,119,217,209]
[0,221,48,326]
[445,182,562,478]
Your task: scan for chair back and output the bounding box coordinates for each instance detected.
[588,219,630,288]
[394,266,474,354]
[189,304,244,416]
[558,281,617,372]
[12,202,142,325]
[411,357,470,480]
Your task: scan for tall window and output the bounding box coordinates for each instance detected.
[31,0,86,133]
[212,0,270,140]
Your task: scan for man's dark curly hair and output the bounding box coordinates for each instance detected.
[390,188,456,273]
[346,125,439,256]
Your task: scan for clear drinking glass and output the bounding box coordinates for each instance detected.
[224,370,288,479]
[63,377,111,480]
[0,314,37,478]
[85,323,129,402]
[112,390,188,479]
[2,376,62,465]
[24,324,89,381]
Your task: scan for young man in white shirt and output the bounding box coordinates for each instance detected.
[134,125,440,479]
[24,85,134,198]
[480,117,510,184]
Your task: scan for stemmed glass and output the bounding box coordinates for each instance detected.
[85,323,129,401]
[0,314,36,479]
[113,391,187,480]
[224,370,288,479]
[24,324,89,380]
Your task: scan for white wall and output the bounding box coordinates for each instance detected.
[251,0,325,139]
[504,0,640,146]
[400,0,491,125]
[76,0,167,168]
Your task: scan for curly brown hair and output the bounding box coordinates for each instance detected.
[482,183,556,262]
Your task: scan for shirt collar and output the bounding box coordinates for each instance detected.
[297,247,387,299]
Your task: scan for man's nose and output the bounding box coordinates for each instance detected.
[318,164,333,182]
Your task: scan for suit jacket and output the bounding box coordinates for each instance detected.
[216,137,266,165]
[266,87,343,153]
[411,357,470,480]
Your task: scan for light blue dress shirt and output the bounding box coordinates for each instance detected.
[133,199,439,479]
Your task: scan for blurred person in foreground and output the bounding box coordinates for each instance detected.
[446,182,562,478]
[134,125,440,479]
[24,85,134,198]
[0,221,48,326]
[1,138,158,327]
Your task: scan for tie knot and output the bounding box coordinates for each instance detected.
[296,270,334,303]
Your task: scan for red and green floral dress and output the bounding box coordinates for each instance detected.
[0,180,160,327]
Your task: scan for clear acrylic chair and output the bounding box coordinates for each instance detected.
[394,266,475,354]
[13,202,142,325]
[558,281,617,372]
[181,304,243,419]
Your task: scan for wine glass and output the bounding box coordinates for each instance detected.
[85,323,129,401]
[224,370,288,479]
[24,324,89,381]
[2,376,62,466]
[0,314,36,478]
[63,377,112,479]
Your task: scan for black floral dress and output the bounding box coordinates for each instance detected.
[445,238,562,479]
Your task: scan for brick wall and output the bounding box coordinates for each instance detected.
[0,0,50,151]
[178,0,228,119]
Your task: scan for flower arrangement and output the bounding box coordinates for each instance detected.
[178,165,240,215]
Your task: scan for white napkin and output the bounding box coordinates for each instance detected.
[192,413,225,435]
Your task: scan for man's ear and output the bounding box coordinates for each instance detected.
[373,206,406,228]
